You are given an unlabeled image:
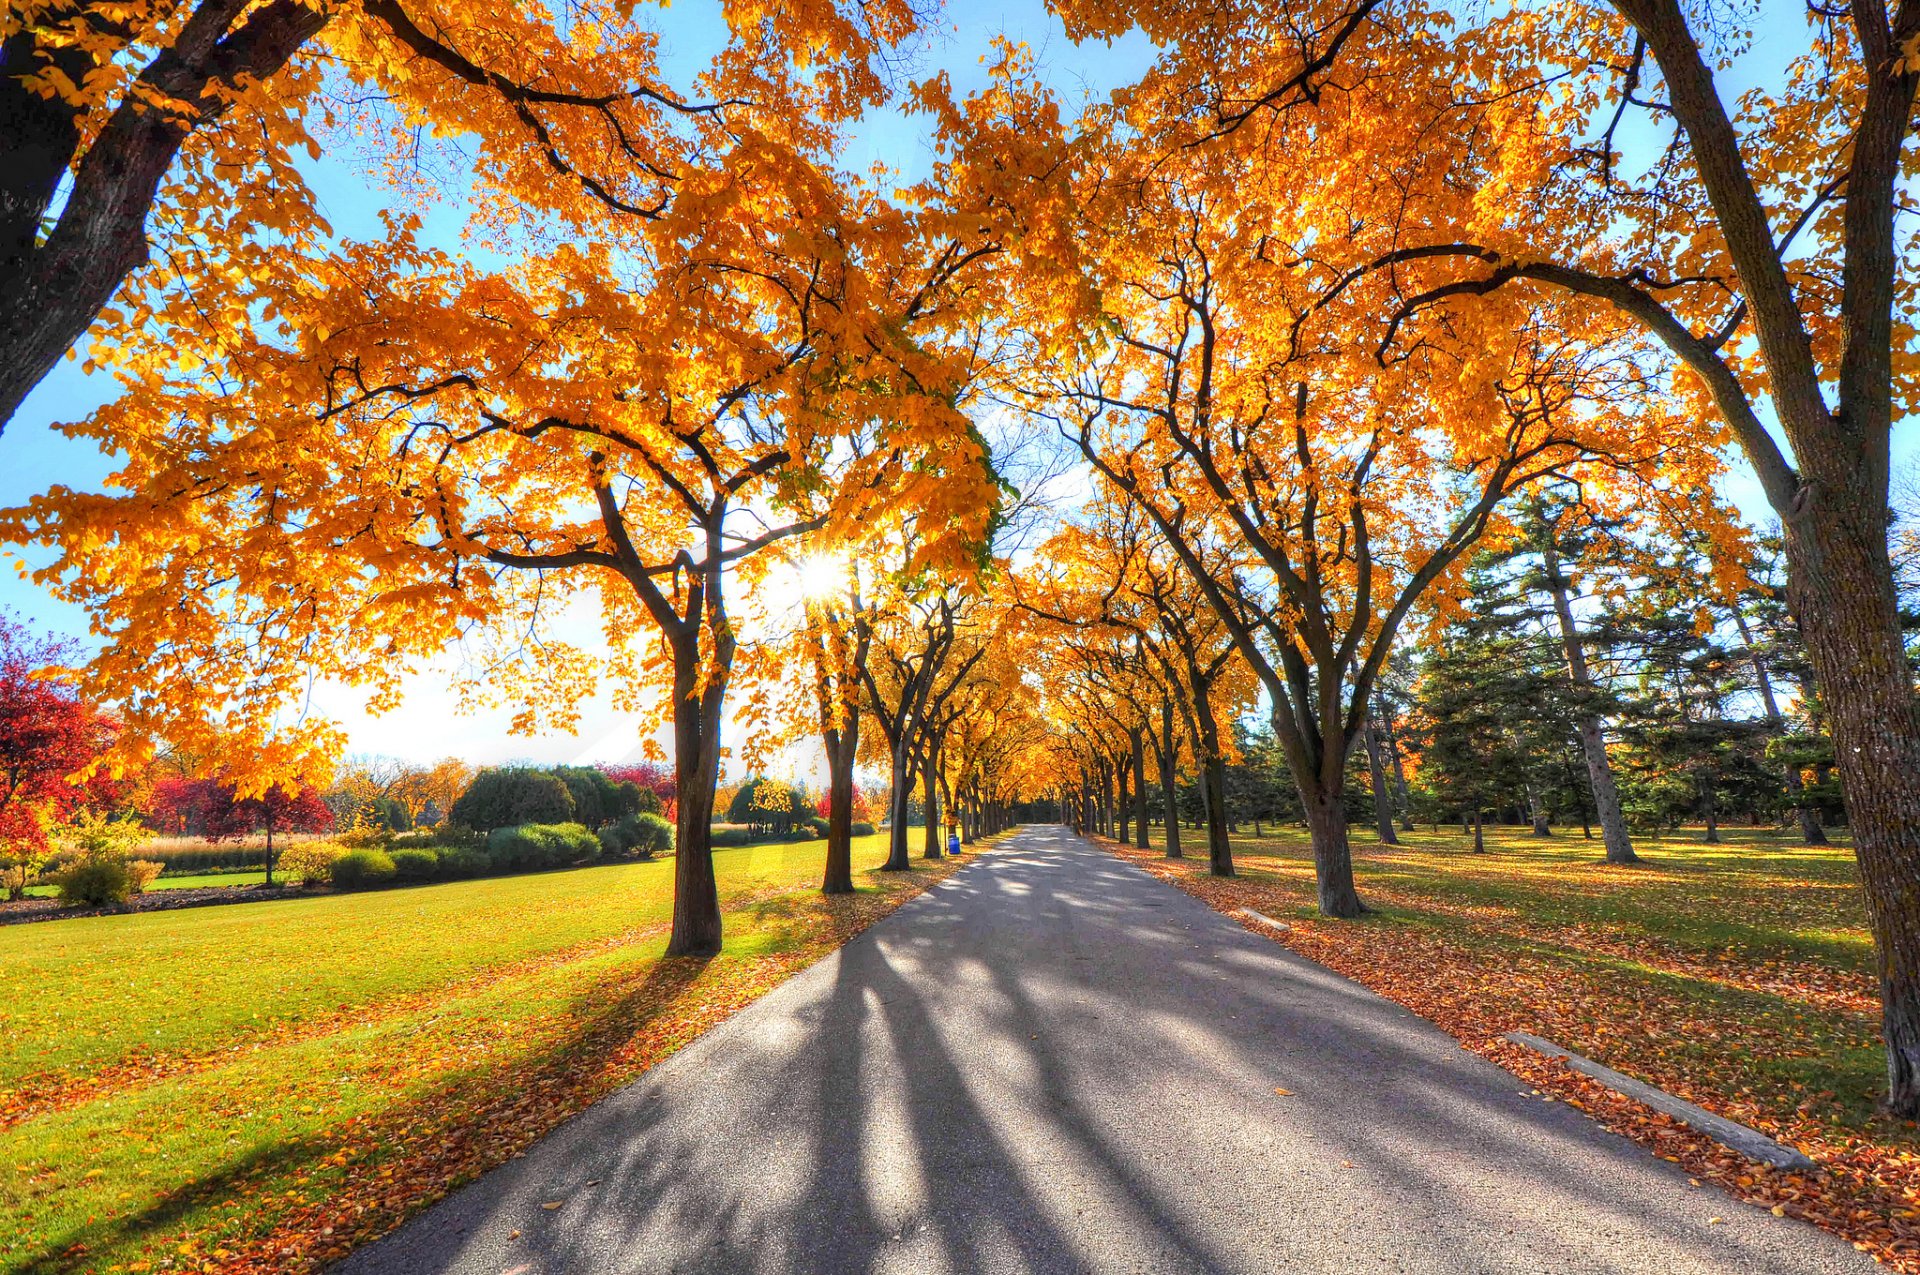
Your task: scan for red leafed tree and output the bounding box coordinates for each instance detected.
[599,762,677,820]
[198,780,333,885]
[0,614,118,898]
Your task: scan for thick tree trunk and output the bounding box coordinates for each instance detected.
[821,719,857,894]
[1115,750,1131,845]
[1363,716,1399,845]
[922,745,942,860]
[1302,783,1364,915]
[1472,809,1485,853]
[667,650,724,956]
[1202,753,1233,876]
[882,743,913,871]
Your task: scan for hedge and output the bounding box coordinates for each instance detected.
[485,822,599,872]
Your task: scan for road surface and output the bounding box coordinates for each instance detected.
[338,825,1873,1274]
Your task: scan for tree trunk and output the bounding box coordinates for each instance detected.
[821,717,857,894]
[1115,749,1132,845]
[1158,696,1183,858]
[264,822,276,886]
[1527,786,1552,836]
[882,741,913,871]
[667,645,724,956]
[1472,809,1485,853]
[1131,727,1150,849]
[1363,715,1399,845]
[1387,717,1416,832]
[1202,752,1233,876]
[1544,541,1639,864]
[922,744,942,860]
[1302,783,1364,915]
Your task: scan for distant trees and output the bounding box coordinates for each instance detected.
[447,769,576,835]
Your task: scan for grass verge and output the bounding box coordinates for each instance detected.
[2,832,991,1273]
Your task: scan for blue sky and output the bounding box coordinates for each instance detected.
[0,1,1877,769]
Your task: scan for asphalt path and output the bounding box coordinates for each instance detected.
[337,824,1875,1274]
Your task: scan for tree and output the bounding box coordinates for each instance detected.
[0,613,118,898]
[0,0,930,430]
[201,780,334,884]
[991,74,1717,912]
[1120,0,1920,1116]
[447,768,574,834]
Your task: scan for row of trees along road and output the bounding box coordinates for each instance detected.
[11,0,1920,1110]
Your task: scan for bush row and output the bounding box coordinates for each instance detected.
[305,818,677,891]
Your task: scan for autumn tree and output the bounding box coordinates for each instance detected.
[1064,0,1920,1113]
[0,614,119,898]
[201,779,333,884]
[987,80,1718,913]
[0,0,927,430]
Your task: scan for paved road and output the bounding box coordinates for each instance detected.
[339,825,1874,1275]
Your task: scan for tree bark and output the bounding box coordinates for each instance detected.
[1543,541,1638,863]
[1303,784,1363,914]
[1202,752,1233,876]
[921,742,943,860]
[821,716,857,894]
[1363,715,1399,845]
[1157,697,1183,858]
[882,742,914,871]
[667,635,724,956]
[1131,726,1151,849]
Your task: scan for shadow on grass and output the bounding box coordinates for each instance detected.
[15,952,716,1274]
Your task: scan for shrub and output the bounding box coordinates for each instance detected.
[329,848,396,889]
[57,860,140,907]
[280,841,344,886]
[709,826,753,847]
[851,821,876,837]
[55,857,161,907]
[438,846,490,878]
[449,769,574,833]
[390,848,440,882]
[50,813,159,907]
[805,815,829,838]
[600,811,674,859]
[485,822,598,872]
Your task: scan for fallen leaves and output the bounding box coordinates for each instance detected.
[1104,835,1920,1271]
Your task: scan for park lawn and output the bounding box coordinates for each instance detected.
[23,871,273,898]
[1,832,983,1274]
[1110,824,1920,1268]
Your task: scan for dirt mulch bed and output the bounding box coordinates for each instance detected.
[0,881,317,926]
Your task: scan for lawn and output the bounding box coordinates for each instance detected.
[1109,823,1920,1267]
[0,833,978,1273]
[23,872,271,899]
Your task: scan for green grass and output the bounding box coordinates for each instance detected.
[22,871,271,899]
[1194,821,1890,1130]
[0,832,958,1272]
[1230,821,1867,970]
